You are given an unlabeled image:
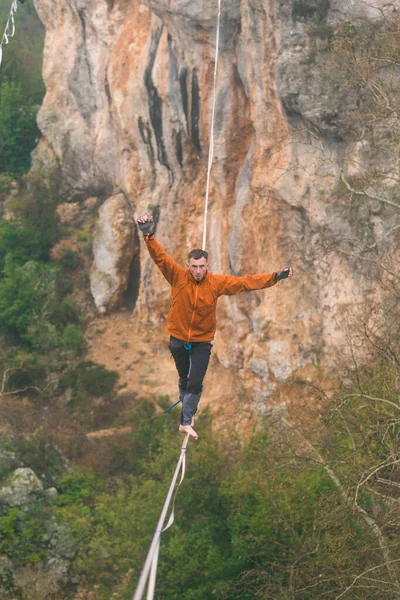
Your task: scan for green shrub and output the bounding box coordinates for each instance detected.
[24,316,60,353]
[0,505,50,566]
[0,218,81,352]
[0,258,60,337]
[56,468,101,507]
[60,413,228,597]
[61,324,85,354]
[8,429,67,483]
[0,220,46,275]
[50,296,81,328]
[9,169,61,253]
[0,173,13,203]
[60,361,119,400]
[0,0,45,106]
[0,80,39,176]
[60,249,80,271]
[54,273,74,299]
[3,355,46,396]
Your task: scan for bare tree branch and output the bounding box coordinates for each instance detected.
[340,172,400,210]
[281,417,399,587]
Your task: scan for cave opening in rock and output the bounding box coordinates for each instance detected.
[121,252,140,311]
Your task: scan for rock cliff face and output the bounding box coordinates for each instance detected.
[32,0,400,418]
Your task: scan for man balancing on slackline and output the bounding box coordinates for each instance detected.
[137,213,294,440]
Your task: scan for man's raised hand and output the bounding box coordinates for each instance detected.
[275,266,294,282]
[137,214,154,237]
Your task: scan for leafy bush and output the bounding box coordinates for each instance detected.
[24,316,60,353]
[0,0,44,178]
[59,249,80,271]
[56,468,101,507]
[0,220,46,274]
[6,428,67,484]
[57,412,230,598]
[0,258,60,337]
[9,169,61,254]
[0,80,40,176]
[0,505,50,566]
[0,240,81,353]
[2,354,47,396]
[50,296,81,328]
[61,324,85,354]
[0,0,45,106]
[0,173,13,203]
[60,361,119,401]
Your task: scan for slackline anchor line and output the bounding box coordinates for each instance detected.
[132,433,190,600]
[0,1,20,68]
[202,0,222,251]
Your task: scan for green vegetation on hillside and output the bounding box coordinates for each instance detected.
[3,362,395,600]
[0,0,44,176]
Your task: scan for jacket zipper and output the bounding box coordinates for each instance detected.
[187,284,199,343]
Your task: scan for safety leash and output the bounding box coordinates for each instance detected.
[163,398,181,414]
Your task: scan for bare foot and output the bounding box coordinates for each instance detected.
[179,424,198,440]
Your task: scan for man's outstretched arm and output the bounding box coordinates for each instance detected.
[214,266,294,296]
[137,214,183,285]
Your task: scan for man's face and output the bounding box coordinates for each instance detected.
[187,257,209,282]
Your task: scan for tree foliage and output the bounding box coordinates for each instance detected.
[0,0,45,105]
[0,80,40,176]
[0,0,44,177]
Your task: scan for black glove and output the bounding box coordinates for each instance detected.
[137,218,153,237]
[275,267,291,282]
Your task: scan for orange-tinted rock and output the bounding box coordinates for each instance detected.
[32,0,400,418]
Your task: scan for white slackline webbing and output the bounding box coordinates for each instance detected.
[0,1,19,68]
[202,0,222,251]
[132,433,190,600]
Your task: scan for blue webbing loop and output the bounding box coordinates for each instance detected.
[164,398,182,413]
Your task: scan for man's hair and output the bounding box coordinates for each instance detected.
[188,248,208,261]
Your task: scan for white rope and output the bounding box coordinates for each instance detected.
[202,0,222,251]
[0,1,19,68]
[132,433,190,600]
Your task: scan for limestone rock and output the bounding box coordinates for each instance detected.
[0,468,43,508]
[46,519,77,560]
[90,192,138,312]
[0,471,76,595]
[46,557,70,588]
[44,487,58,502]
[32,0,400,413]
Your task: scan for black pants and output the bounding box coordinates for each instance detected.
[169,336,212,425]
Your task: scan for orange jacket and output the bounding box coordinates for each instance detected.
[145,235,277,342]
